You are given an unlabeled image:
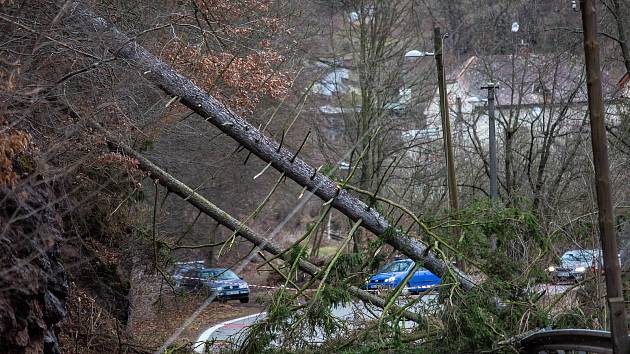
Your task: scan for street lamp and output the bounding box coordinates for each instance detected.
[404,50,434,58]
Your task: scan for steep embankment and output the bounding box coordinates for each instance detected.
[0,180,68,353]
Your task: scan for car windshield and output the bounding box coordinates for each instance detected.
[379,260,413,273]
[561,252,594,263]
[201,269,239,280]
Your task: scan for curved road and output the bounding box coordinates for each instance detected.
[192,294,439,352]
[192,284,572,352]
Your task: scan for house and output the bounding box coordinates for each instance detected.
[422,53,626,147]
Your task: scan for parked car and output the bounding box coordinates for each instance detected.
[181,267,250,303]
[547,249,602,282]
[171,261,205,287]
[365,259,441,294]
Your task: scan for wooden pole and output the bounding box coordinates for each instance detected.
[434,27,459,213]
[481,83,500,252]
[435,27,463,268]
[480,84,499,202]
[580,0,629,352]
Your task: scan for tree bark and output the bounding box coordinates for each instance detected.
[611,0,630,74]
[70,2,475,291]
[93,121,424,324]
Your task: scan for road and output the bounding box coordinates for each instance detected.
[192,284,574,353]
[193,312,268,353]
[192,294,440,353]
[533,283,573,296]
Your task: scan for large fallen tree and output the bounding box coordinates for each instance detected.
[69,2,476,290]
[93,121,424,324]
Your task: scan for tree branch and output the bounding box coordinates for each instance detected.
[70,1,476,290]
[92,120,424,324]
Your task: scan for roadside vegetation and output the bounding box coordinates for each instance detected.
[1,1,630,353]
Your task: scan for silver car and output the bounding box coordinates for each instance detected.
[547,249,602,282]
[180,268,250,303]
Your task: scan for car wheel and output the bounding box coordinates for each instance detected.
[240,297,249,304]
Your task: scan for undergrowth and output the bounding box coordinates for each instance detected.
[228,201,580,353]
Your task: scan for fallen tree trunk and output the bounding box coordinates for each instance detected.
[70,2,475,290]
[93,122,424,324]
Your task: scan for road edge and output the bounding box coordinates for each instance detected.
[192,312,267,353]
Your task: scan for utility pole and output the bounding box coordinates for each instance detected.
[481,83,499,252]
[434,27,458,213]
[481,83,499,201]
[435,27,463,269]
[580,0,629,352]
